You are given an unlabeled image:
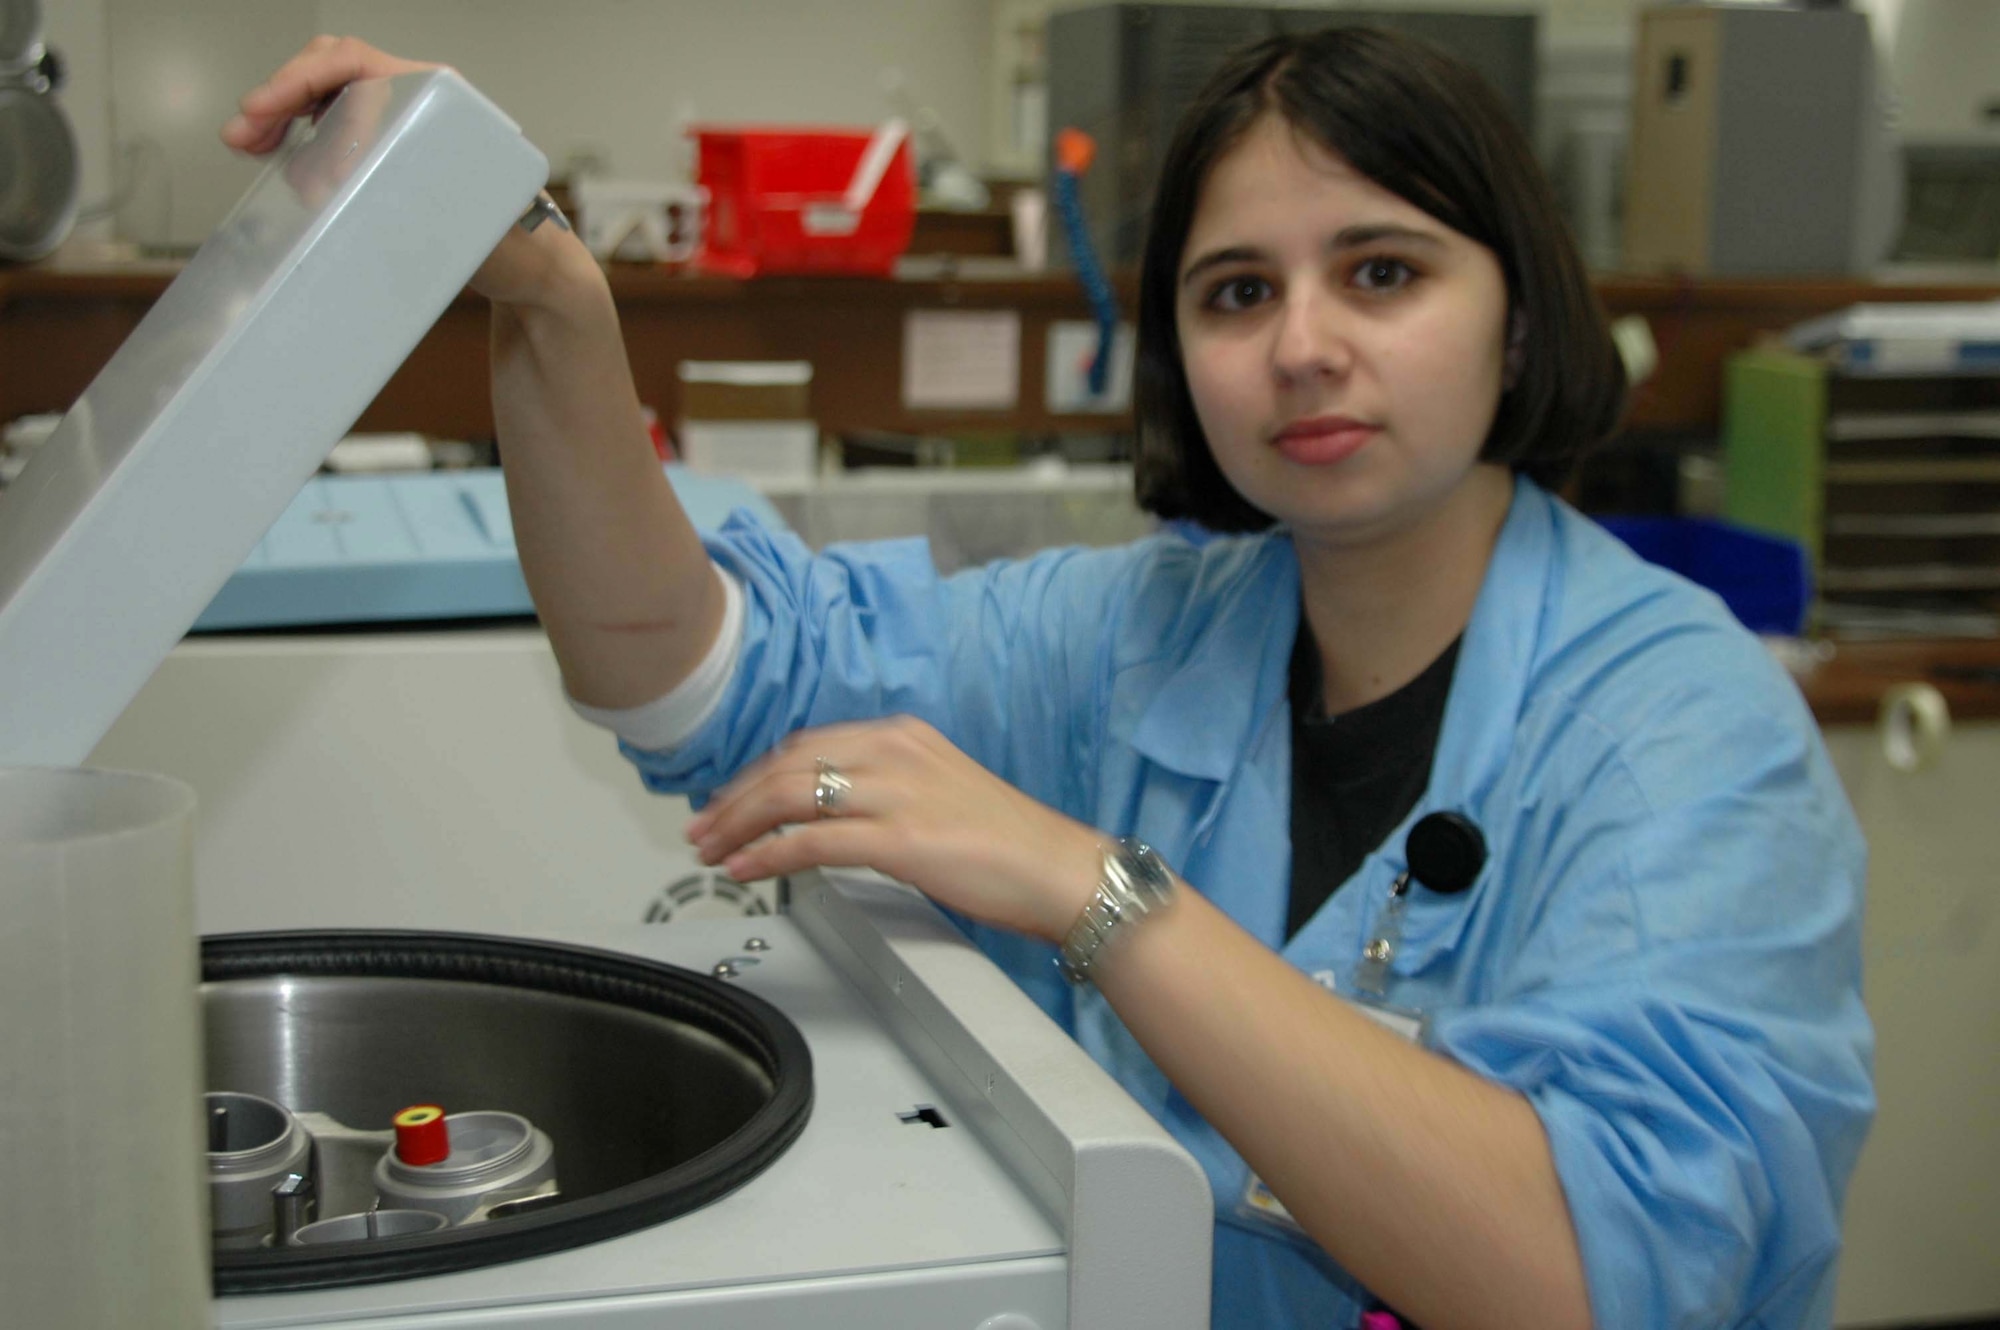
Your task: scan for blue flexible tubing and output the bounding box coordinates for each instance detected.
[1051,165,1118,397]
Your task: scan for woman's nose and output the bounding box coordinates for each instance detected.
[1270,289,1354,387]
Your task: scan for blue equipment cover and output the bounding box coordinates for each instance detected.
[1596,515,1811,637]
[193,465,781,631]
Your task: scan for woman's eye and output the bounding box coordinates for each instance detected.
[1353,257,1416,292]
[1206,276,1272,312]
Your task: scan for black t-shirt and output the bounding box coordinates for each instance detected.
[1286,621,1462,940]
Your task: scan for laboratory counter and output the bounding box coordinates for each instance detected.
[6,260,1999,438]
[1796,637,2000,726]
[9,259,2000,728]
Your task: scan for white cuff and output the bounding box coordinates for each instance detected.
[566,562,746,752]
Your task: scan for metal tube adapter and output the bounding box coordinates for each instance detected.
[271,1173,314,1248]
[206,1090,314,1250]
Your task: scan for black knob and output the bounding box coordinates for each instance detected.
[1406,812,1485,895]
[36,45,65,94]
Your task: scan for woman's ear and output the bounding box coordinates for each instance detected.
[1503,309,1527,391]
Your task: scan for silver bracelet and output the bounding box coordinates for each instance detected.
[1058,838,1177,986]
[516,191,571,234]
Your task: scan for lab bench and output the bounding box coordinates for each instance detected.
[6,261,1998,440]
[12,259,2000,733]
[1804,636,2000,724]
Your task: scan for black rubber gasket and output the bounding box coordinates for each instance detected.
[204,929,814,1295]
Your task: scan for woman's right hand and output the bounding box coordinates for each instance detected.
[221,36,588,311]
[221,35,435,157]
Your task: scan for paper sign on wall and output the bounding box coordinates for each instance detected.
[902,310,1021,411]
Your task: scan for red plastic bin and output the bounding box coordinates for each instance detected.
[691,123,916,278]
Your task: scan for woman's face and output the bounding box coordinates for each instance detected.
[1174,114,1513,548]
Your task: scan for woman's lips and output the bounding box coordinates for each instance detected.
[1271,416,1378,466]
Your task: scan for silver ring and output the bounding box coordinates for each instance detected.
[813,758,852,819]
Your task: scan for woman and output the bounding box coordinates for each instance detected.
[226,27,1872,1329]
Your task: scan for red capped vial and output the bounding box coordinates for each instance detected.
[393,1104,450,1167]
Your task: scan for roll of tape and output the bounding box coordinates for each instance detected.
[1610,314,1660,387]
[1879,682,1951,772]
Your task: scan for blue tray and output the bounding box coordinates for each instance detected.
[193,466,782,631]
[1596,516,1811,637]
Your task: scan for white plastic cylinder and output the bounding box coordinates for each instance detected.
[0,767,209,1328]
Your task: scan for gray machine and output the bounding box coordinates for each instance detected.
[0,66,1211,1328]
[1623,3,1900,276]
[1045,4,1538,265]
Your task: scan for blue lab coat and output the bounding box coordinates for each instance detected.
[623,477,1873,1329]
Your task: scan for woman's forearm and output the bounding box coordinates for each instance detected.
[219,36,720,709]
[488,240,723,708]
[1095,886,1593,1330]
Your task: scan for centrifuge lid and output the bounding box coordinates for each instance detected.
[0,68,546,766]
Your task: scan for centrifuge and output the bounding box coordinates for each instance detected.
[0,68,1211,1328]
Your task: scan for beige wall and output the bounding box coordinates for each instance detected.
[1887,0,2000,135]
[39,0,1728,249]
[1828,720,2000,1326]
[39,0,112,239]
[55,0,991,249]
[318,0,991,185]
[43,0,1948,250]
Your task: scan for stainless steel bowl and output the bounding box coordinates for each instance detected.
[203,931,813,1295]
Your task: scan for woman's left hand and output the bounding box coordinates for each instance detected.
[684,716,1103,942]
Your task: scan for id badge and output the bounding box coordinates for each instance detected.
[1347,994,1426,1043]
[1234,981,1425,1238]
[1240,1171,1303,1231]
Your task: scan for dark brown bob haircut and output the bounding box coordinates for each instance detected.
[1134,26,1627,534]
